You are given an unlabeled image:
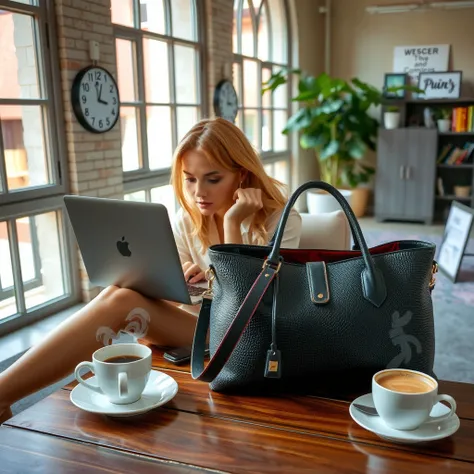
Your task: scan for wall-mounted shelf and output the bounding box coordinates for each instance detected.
[437,164,474,169]
[436,195,471,201]
[439,132,474,136]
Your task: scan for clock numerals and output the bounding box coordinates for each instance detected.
[73,66,120,133]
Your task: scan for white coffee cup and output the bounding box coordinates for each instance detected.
[372,368,456,431]
[75,343,152,404]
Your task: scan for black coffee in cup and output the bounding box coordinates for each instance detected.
[104,355,143,364]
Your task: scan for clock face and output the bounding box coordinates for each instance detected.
[71,66,120,133]
[214,80,238,123]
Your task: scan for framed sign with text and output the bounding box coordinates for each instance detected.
[437,201,474,283]
[418,71,462,99]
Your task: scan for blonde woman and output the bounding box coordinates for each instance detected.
[0,118,301,422]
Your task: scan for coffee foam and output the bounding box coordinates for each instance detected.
[376,370,436,394]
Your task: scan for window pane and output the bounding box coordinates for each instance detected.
[124,190,146,202]
[241,0,254,57]
[144,39,170,103]
[174,45,197,104]
[147,106,172,170]
[269,0,288,64]
[273,159,289,185]
[257,4,269,61]
[140,0,166,34]
[262,68,271,108]
[273,110,288,151]
[262,109,271,152]
[232,0,239,53]
[0,221,17,321]
[1,105,50,190]
[243,60,258,107]
[116,39,136,102]
[233,63,242,107]
[18,212,67,311]
[171,0,196,41]
[121,107,141,171]
[151,185,176,219]
[273,67,287,108]
[0,11,41,99]
[176,107,198,143]
[111,0,135,27]
[244,109,259,149]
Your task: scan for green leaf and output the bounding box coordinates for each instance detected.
[319,99,344,114]
[319,140,339,160]
[282,107,312,133]
[300,132,327,149]
[347,138,367,159]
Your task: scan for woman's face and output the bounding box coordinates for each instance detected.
[182,150,240,217]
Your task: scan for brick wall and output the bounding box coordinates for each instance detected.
[204,0,234,114]
[54,0,123,300]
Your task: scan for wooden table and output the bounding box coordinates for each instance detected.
[2,348,474,473]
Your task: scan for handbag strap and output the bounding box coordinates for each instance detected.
[191,264,279,382]
[268,181,387,308]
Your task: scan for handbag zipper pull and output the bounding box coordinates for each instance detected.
[265,343,281,379]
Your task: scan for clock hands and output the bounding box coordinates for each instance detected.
[95,81,108,105]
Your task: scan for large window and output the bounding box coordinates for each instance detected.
[0,1,77,334]
[233,0,292,186]
[111,0,203,212]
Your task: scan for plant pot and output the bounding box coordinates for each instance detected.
[454,185,471,198]
[307,189,353,214]
[437,119,451,133]
[350,188,371,217]
[384,112,400,130]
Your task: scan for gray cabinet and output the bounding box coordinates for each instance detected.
[375,128,437,224]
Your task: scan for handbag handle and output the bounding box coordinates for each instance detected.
[268,181,387,307]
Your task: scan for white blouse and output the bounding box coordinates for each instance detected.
[172,207,302,271]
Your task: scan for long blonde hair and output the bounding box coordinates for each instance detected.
[171,118,287,251]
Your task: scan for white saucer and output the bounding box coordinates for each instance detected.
[349,393,460,444]
[70,369,178,417]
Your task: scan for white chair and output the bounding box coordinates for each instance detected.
[299,211,351,250]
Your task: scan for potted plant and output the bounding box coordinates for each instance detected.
[384,105,401,129]
[263,71,419,215]
[434,108,452,133]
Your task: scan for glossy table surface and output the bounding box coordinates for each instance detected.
[2,347,474,473]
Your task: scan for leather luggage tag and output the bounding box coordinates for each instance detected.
[306,261,330,304]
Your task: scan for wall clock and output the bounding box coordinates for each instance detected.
[71,66,120,133]
[213,79,238,123]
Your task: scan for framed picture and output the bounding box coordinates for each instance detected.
[383,73,408,99]
[437,201,474,283]
[418,71,462,99]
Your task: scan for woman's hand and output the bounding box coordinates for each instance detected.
[182,262,205,284]
[224,188,263,226]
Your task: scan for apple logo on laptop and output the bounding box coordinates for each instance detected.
[117,236,132,257]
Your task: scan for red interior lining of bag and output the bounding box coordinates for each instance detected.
[279,242,400,264]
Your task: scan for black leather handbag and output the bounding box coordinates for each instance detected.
[191,181,438,393]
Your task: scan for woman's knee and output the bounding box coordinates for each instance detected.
[97,286,142,310]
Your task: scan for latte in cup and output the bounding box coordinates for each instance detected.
[376,370,436,394]
[372,368,457,431]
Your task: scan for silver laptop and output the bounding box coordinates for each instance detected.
[64,195,207,305]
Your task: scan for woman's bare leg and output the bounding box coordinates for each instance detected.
[0,286,197,423]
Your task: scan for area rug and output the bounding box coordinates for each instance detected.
[364,229,474,384]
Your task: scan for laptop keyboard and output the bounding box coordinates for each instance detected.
[187,283,207,297]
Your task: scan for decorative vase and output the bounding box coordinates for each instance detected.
[307,189,353,214]
[384,112,400,130]
[350,188,371,218]
[437,119,451,133]
[454,185,471,198]
[424,107,435,128]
